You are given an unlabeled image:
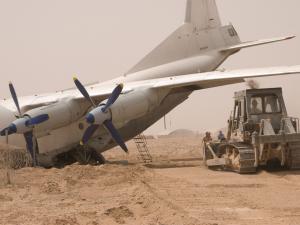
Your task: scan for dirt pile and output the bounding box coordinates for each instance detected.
[168,129,198,137]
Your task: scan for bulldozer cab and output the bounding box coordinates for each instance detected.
[230,88,291,138]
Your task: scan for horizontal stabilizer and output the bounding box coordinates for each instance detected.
[220,36,296,52]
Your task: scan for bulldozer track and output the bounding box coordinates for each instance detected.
[224,143,256,174]
[205,142,257,174]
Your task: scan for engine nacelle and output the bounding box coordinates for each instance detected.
[109,89,159,128]
[25,98,83,135]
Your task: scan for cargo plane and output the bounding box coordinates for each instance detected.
[0,0,299,167]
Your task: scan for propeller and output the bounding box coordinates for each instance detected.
[74,77,128,153]
[9,82,22,117]
[0,82,50,165]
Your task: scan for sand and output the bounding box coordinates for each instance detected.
[0,137,299,225]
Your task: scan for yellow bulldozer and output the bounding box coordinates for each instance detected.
[203,88,300,173]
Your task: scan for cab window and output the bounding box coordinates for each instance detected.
[265,95,281,113]
[249,95,281,114]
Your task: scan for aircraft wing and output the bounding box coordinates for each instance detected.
[76,65,300,100]
[76,66,300,99]
[8,65,300,112]
[151,65,300,90]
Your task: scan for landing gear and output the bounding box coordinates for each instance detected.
[71,145,106,165]
[54,146,105,167]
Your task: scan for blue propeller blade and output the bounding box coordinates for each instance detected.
[73,77,96,107]
[0,124,17,136]
[81,124,99,145]
[103,120,128,153]
[23,131,34,159]
[23,131,39,166]
[102,84,123,112]
[9,82,22,117]
[26,114,50,127]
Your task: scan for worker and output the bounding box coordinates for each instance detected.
[218,131,226,142]
[251,98,262,114]
[203,132,212,143]
[202,131,212,161]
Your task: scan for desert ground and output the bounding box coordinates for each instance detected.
[0,136,300,225]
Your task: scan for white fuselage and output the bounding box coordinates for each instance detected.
[0,50,233,162]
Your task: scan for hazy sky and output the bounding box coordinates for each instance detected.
[0,0,299,134]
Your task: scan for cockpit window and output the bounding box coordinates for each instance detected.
[265,95,281,113]
[250,97,263,114]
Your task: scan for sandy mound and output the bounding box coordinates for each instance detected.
[168,129,198,137]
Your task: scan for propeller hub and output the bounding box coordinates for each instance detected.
[86,113,95,124]
[12,117,32,133]
[0,117,31,136]
[87,106,111,125]
[73,78,127,152]
[0,114,50,136]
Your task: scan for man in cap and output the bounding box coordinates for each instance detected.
[203,131,212,143]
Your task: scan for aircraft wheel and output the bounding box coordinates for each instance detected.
[90,150,106,165]
[72,146,105,165]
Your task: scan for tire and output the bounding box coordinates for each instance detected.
[90,150,106,165]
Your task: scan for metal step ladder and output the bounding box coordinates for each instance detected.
[133,134,152,163]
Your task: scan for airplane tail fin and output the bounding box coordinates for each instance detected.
[184,0,221,30]
[127,0,294,75]
[127,0,241,74]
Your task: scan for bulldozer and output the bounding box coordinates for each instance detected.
[203,88,300,173]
